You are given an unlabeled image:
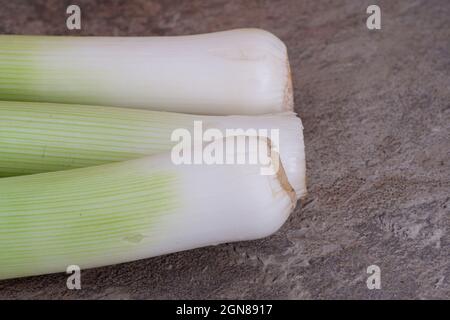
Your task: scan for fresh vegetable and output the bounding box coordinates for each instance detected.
[0,137,296,280]
[0,29,293,115]
[0,100,306,199]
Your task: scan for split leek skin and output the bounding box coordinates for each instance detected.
[0,138,296,280]
[0,101,306,199]
[0,29,293,115]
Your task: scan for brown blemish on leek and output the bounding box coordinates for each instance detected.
[274,151,297,207]
[283,59,294,112]
[265,138,296,207]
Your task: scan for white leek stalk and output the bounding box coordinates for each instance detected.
[0,29,293,115]
[0,137,295,280]
[0,101,306,198]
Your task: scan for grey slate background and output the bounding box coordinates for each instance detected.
[0,0,448,299]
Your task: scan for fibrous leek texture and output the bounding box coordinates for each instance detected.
[0,100,306,198]
[0,138,295,280]
[0,29,293,115]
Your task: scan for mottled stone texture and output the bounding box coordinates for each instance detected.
[0,0,448,299]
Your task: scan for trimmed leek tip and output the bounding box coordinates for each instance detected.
[0,137,295,280]
[0,29,293,115]
[0,100,306,199]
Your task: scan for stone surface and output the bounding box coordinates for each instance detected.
[0,0,448,299]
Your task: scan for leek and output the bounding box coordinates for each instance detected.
[0,100,306,198]
[0,138,295,280]
[0,29,293,115]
